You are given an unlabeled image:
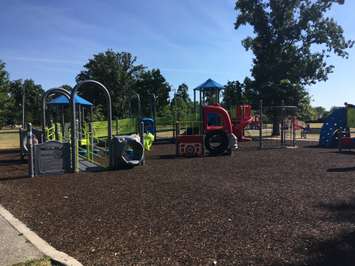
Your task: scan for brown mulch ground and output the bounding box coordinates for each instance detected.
[1,143,355,266]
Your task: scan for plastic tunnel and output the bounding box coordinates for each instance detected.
[319,107,347,148]
[110,136,144,169]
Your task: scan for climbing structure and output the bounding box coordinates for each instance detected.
[319,107,348,148]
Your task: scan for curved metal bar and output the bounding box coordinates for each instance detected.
[42,87,71,142]
[129,92,141,121]
[150,93,157,139]
[71,80,112,172]
[149,93,157,118]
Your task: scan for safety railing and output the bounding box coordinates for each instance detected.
[45,125,56,141]
[78,127,110,168]
[176,120,202,136]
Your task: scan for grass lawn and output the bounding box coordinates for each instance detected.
[12,257,52,266]
[0,123,324,150]
[309,122,323,129]
[0,130,19,149]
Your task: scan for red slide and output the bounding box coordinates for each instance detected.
[233,105,253,141]
[202,104,254,142]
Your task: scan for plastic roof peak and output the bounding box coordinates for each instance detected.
[47,95,93,106]
[194,78,224,91]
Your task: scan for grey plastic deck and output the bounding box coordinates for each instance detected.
[79,159,103,172]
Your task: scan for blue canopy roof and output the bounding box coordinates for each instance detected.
[48,95,93,106]
[195,78,224,91]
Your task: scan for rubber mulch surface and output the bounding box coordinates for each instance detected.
[1,143,355,265]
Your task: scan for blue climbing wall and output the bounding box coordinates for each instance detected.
[319,107,347,148]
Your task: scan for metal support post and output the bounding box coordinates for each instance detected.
[259,100,263,149]
[175,122,180,156]
[28,123,35,177]
[139,121,145,165]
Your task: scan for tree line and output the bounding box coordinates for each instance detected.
[0,51,195,128]
[0,0,352,129]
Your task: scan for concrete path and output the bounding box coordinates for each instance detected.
[0,214,44,266]
[0,205,82,266]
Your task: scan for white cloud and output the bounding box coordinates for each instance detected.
[3,56,83,65]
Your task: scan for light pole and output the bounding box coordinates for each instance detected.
[22,86,25,128]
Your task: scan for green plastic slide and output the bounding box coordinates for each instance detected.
[144,132,155,151]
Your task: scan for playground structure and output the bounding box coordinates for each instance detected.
[175,77,305,156]
[17,78,308,172]
[128,92,156,149]
[88,91,169,149]
[20,80,146,176]
[176,79,253,157]
[141,93,157,138]
[319,102,355,150]
[141,93,177,144]
[46,94,94,143]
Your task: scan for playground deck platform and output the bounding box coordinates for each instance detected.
[79,159,103,172]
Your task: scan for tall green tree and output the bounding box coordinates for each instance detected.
[235,0,353,134]
[176,83,191,103]
[76,50,145,118]
[170,83,193,121]
[222,80,249,109]
[313,106,329,121]
[60,84,72,92]
[170,83,192,108]
[8,79,44,125]
[0,61,10,128]
[134,69,171,116]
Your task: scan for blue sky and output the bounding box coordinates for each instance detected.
[1,0,354,109]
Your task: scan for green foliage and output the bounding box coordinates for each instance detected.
[90,118,137,137]
[297,93,314,121]
[347,108,355,128]
[12,256,52,266]
[312,106,329,121]
[91,105,106,121]
[157,105,176,128]
[0,61,10,128]
[176,83,191,103]
[222,80,250,109]
[115,118,137,135]
[8,79,44,125]
[171,83,194,122]
[60,84,72,92]
[76,50,145,118]
[134,69,171,116]
[76,50,171,119]
[235,0,353,122]
[89,114,178,139]
[171,83,192,105]
[156,115,175,130]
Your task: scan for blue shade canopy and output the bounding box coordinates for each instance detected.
[48,95,93,106]
[194,78,224,91]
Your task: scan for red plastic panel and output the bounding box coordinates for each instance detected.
[176,135,204,157]
[203,105,233,134]
[236,105,252,120]
[340,137,354,146]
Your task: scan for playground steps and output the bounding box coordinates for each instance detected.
[79,159,102,172]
